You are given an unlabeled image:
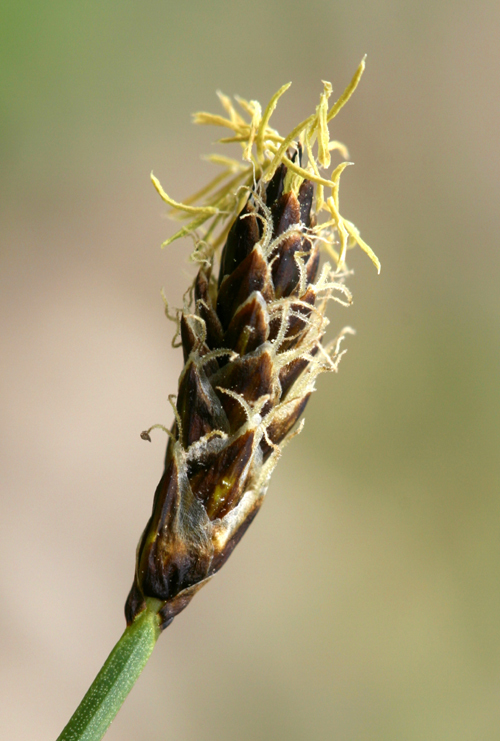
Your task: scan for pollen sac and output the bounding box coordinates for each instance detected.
[126,163,341,632]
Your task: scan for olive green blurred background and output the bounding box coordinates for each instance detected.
[2,2,500,739]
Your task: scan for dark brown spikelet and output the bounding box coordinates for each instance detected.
[126,68,380,631]
[125,164,353,631]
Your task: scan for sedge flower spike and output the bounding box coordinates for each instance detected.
[126,60,379,632]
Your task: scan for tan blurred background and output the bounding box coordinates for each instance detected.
[1,1,500,739]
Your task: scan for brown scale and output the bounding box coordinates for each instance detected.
[208,502,261,576]
[278,347,319,400]
[265,163,287,208]
[180,314,198,363]
[260,393,311,461]
[223,291,270,356]
[297,180,314,225]
[216,248,273,330]
[268,176,317,298]
[268,286,318,357]
[210,349,277,432]
[180,315,219,377]
[271,190,302,238]
[195,269,224,350]
[218,201,260,288]
[176,360,230,448]
[304,243,320,285]
[132,456,212,606]
[189,429,256,520]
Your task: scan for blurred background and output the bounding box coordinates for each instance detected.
[1,1,499,739]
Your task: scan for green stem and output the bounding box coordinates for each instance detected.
[57,600,162,741]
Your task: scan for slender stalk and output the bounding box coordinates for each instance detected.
[57,599,162,741]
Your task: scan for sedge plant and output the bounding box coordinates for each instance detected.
[56,58,379,741]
